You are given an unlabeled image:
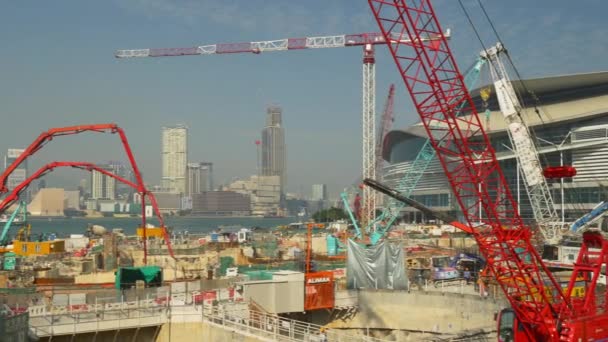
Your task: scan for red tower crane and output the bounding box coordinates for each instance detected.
[368,1,608,341]
[0,124,174,263]
[115,31,448,229]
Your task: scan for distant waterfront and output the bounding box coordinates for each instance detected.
[26,216,298,237]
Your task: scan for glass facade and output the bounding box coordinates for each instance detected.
[384,111,608,225]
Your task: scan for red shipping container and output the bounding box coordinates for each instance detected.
[305,271,335,310]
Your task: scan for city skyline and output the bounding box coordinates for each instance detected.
[1,1,608,198]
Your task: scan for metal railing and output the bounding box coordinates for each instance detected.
[29,296,388,342]
[201,304,389,342]
[30,304,166,337]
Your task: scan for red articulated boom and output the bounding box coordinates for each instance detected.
[367,1,608,341]
[0,161,174,262]
[0,124,174,263]
[0,161,138,213]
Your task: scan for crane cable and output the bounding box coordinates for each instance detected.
[475,0,550,123]
[476,0,603,225]
[458,0,575,321]
[458,0,559,198]
[473,0,559,173]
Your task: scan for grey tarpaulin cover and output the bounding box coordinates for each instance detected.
[346,239,408,290]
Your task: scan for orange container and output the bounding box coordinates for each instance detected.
[305,271,335,310]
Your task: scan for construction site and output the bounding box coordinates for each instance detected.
[2,1,608,342]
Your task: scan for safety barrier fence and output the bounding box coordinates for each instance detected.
[29,298,387,341]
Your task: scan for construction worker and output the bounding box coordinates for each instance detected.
[464,268,471,285]
[319,327,328,342]
[477,276,487,298]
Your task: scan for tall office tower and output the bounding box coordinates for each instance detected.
[261,106,286,194]
[311,184,328,201]
[90,164,116,200]
[4,149,27,192]
[200,162,213,191]
[161,125,188,194]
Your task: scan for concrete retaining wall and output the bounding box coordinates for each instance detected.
[36,326,159,342]
[157,322,266,342]
[330,290,504,336]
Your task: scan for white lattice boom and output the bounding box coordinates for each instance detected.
[482,43,561,244]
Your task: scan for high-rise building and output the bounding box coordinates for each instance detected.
[90,164,116,200]
[4,149,27,192]
[161,125,188,194]
[107,161,136,200]
[186,163,202,196]
[200,162,213,191]
[79,178,88,198]
[261,106,286,194]
[186,162,214,196]
[311,184,328,201]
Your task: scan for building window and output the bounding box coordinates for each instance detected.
[35,244,41,253]
[21,244,27,253]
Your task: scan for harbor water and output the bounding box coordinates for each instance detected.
[26,216,297,237]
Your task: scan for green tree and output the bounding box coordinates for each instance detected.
[312,207,349,222]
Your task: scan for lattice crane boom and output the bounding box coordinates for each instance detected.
[481,43,561,245]
[115,32,450,58]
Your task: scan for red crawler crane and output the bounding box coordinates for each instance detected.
[0,124,174,263]
[367,1,608,341]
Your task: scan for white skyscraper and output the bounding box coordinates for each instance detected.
[161,125,188,194]
[90,164,116,200]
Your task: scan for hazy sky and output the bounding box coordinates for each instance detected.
[1,0,607,199]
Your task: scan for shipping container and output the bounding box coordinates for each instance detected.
[305,271,335,310]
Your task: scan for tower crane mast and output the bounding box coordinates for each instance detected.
[368,1,608,340]
[116,31,448,230]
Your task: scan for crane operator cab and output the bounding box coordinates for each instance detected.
[496,308,531,342]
